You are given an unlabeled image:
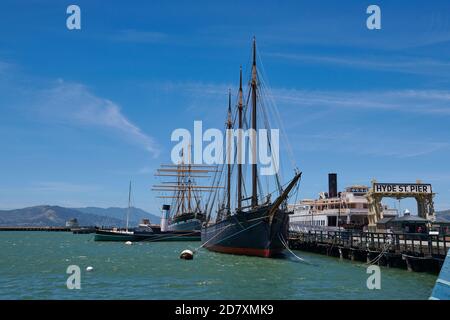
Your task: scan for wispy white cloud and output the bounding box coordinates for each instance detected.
[145,81,450,159]
[149,80,450,116]
[266,52,450,77]
[0,58,159,157]
[271,88,450,116]
[291,130,450,159]
[34,81,160,157]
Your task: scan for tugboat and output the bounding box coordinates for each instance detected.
[201,38,302,258]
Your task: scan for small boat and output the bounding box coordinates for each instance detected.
[94,183,202,242]
[94,228,137,241]
[94,181,138,241]
[94,228,200,242]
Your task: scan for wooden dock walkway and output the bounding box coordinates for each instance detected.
[289,230,450,273]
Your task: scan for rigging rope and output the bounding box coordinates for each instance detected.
[193,221,263,254]
[141,231,200,243]
[278,233,310,264]
[257,54,298,172]
[365,241,391,265]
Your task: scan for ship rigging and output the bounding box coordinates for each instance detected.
[200,38,302,257]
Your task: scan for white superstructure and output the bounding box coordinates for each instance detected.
[290,185,397,231]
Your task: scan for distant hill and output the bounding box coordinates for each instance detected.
[437,210,450,221]
[74,207,160,224]
[0,205,159,227]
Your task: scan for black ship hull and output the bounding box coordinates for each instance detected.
[94,229,200,242]
[201,206,289,258]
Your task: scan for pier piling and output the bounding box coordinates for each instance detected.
[289,230,448,273]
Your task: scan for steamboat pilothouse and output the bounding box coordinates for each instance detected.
[290,173,397,231]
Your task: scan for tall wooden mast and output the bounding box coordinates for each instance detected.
[237,66,243,210]
[187,144,192,212]
[152,159,220,217]
[126,180,131,232]
[226,89,232,212]
[251,37,258,208]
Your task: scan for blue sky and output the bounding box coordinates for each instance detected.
[0,0,450,214]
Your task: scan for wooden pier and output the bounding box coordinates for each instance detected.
[289,230,450,273]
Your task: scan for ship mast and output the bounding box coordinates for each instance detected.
[180,149,185,214]
[152,160,220,214]
[226,89,232,213]
[126,180,131,232]
[251,37,258,208]
[237,66,243,211]
[187,144,192,212]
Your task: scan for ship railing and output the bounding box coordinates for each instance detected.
[290,230,450,257]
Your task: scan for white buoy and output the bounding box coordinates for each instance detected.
[180,249,194,260]
[125,241,133,245]
[86,266,94,272]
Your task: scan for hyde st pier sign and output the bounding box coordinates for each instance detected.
[366,181,435,230]
[372,183,432,194]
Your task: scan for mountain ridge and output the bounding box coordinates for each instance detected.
[0,205,160,227]
[73,206,160,224]
[437,209,450,221]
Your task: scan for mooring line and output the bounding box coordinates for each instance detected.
[365,236,393,265]
[278,233,311,264]
[193,224,234,253]
[194,213,273,253]
[144,231,199,242]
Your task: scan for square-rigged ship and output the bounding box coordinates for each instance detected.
[201,38,302,258]
[95,180,204,242]
[152,156,219,232]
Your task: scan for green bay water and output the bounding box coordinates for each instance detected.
[0,232,437,299]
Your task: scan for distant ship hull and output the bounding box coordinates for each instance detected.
[94,229,200,242]
[94,229,137,242]
[201,206,289,258]
[135,230,200,242]
[168,212,205,231]
[168,218,202,231]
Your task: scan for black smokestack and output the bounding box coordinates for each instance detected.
[328,173,337,198]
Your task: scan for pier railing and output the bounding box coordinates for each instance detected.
[290,230,450,257]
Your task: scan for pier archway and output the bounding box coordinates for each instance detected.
[366,180,435,232]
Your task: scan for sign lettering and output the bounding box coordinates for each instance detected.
[373,183,432,194]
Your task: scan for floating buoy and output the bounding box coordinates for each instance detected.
[86,266,94,272]
[180,249,194,260]
[125,241,132,245]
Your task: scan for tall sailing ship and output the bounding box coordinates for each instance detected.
[95,181,203,242]
[152,152,219,232]
[201,38,302,258]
